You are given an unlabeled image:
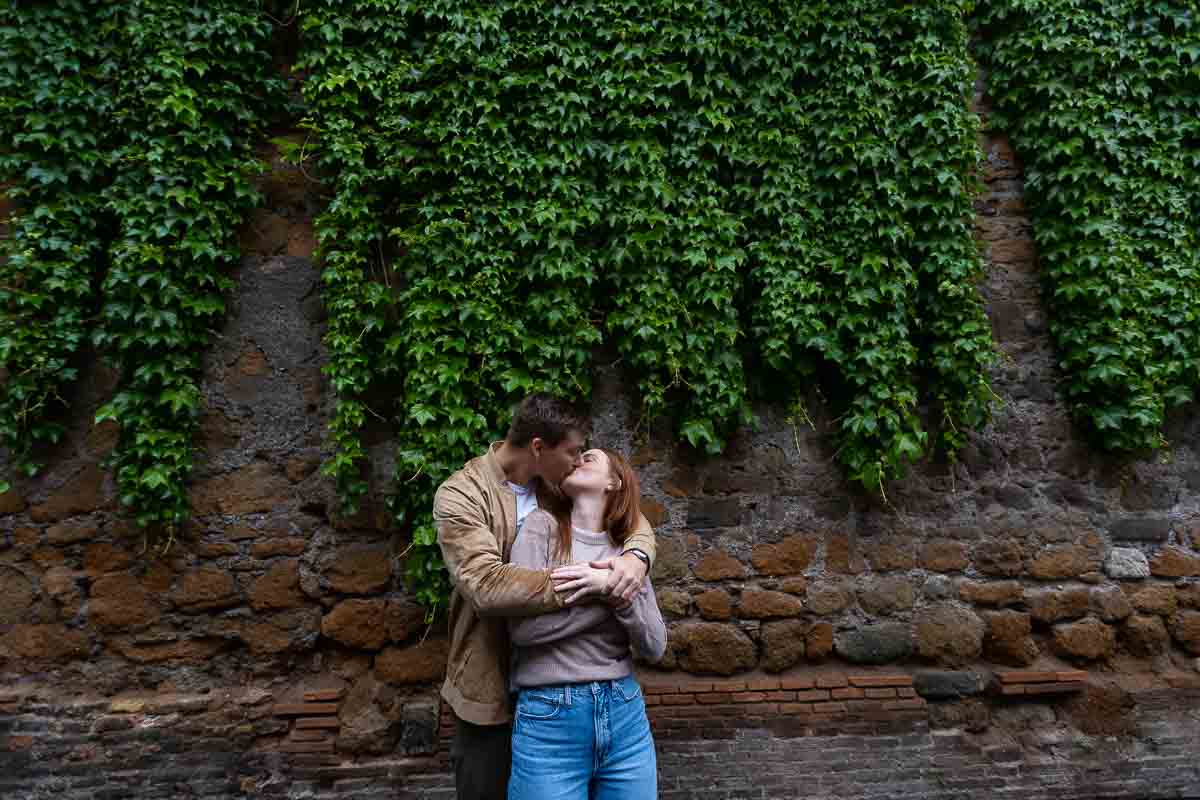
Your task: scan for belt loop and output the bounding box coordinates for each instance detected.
[563,685,572,706]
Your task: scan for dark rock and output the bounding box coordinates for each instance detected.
[914,670,987,700]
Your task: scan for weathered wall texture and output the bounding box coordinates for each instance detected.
[2,88,1199,797]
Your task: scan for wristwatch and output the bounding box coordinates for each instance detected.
[626,548,651,569]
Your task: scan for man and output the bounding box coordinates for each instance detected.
[433,393,657,800]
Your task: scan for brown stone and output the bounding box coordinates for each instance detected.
[988,236,1037,265]
[89,573,160,630]
[864,537,916,572]
[1121,615,1169,656]
[673,622,757,675]
[920,539,969,572]
[657,590,691,618]
[195,541,239,558]
[1090,585,1134,622]
[738,589,803,619]
[639,499,668,527]
[42,567,84,614]
[0,566,35,624]
[190,461,291,516]
[86,419,119,456]
[30,463,110,522]
[322,546,392,595]
[385,600,427,643]
[825,532,865,574]
[806,622,834,660]
[761,620,806,673]
[1169,610,1200,654]
[337,674,399,755]
[958,580,1023,607]
[982,610,1038,666]
[915,603,984,665]
[172,568,239,612]
[0,486,25,515]
[779,577,808,595]
[692,551,746,581]
[1,624,88,661]
[973,539,1023,577]
[750,535,818,576]
[1053,618,1115,661]
[46,521,99,546]
[285,453,322,484]
[235,621,295,656]
[1179,582,1200,609]
[1150,547,1200,578]
[251,538,308,558]
[375,639,449,684]
[322,599,389,650]
[650,535,688,583]
[82,542,135,578]
[1128,584,1177,616]
[113,637,228,663]
[1029,544,1098,580]
[13,527,39,549]
[249,560,305,611]
[806,582,852,616]
[1026,587,1091,624]
[695,589,733,620]
[30,548,66,568]
[857,576,916,616]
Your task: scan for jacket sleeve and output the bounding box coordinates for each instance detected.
[508,512,613,646]
[621,510,657,569]
[434,482,563,618]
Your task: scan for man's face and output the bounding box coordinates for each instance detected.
[533,430,586,485]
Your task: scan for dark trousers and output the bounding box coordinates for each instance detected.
[451,714,512,800]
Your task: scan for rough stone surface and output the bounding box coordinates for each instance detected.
[322,546,393,595]
[920,539,969,572]
[982,610,1038,666]
[692,551,746,581]
[322,599,389,649]
[375,639,449,684]
[694,589,733,620]
[805,622,834,660]
[760,619,806,673]
[658,590,691,618]
[1128,584,1177,616]
[1150,546,1200,578]
[1053,618,1116,661]
[834,623,912,665]
[1121,614,1169,656]
[673,623,757,675]
[1170,610,1200,654]
[973,540,1023,577]
[1028,544,1098,580]
[88,573,160,630]
[805,582,852,615]
[1090,585,1134,622]
[913,670,987,699]
[737,589,803,619]
[1026,587,1091,624]
[857,576,916,615]
[1105,548,1151,579]
[0,566,36,625]
[916,603,984,665]
[958,580,1022,607]
[249,560,306,611]
[750,535,817,576]
[172,568,240,612]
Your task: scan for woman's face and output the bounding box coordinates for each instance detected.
[561,449,614,498]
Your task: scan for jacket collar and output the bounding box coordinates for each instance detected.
[482,441,508,487]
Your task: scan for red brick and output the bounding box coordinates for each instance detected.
[677,681,714,694]
[897,688,917,698]
[780,678,815,690]
[294,717,340,729]
[710,680,747,692]
[999,685,1025,696]
[733,692,767,703]
[745,678,781,691]
[289,729,333,742]
[794,689,830,702]
[659,694,694,706]
[816,674,848,689]
[847,699,886,713]
[832,687,865,700]
[274,703,338,716]
[864,688,897,699]
[1055,670,1088,682]
[997,670,1057,684]
[696,693,734,705]
[813,702,847,714]
[780,703,815,714]
[302,689,344,702]
[643,695,660,706]
[848,675,913,688]
[765,691,795,702]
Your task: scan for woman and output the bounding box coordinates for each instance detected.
[506,448,666,800]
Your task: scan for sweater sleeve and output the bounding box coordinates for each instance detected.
[613,577,667,662]
[508,511,613,647]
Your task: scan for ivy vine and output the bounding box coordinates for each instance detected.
[298,0,997,616]
[975,1,1200,451]
[0,1,282,530]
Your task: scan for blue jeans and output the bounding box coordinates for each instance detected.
[508,675,657,800]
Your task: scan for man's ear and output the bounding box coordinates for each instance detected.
[529,437,543,460]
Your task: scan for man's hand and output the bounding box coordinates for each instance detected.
[551,564,612,605]
[596,552,648,603]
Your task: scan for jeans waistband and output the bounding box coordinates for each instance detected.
[520,674,638,705]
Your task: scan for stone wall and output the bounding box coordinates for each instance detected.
[2,82,1200,797]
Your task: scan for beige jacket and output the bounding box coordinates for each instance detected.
[433,442,657,725]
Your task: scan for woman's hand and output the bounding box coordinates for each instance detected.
[551,563,615,605]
